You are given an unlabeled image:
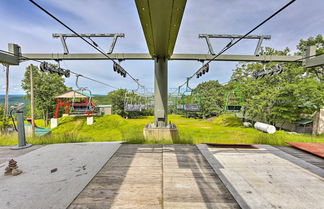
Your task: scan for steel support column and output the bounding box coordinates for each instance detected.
[154,58,168,127]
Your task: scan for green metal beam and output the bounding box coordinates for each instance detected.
[170,54,302,62]
[21,53,302,62]
[21,53,152,61]
[0,44,20,65]
[135,0,187,57]
[305,55,324,68]
[0,52,19,65]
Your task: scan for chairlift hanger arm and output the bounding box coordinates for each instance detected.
[28,0,144,89]
[177,0,297,88]
[52,33,125,54]
[199,34,271,56]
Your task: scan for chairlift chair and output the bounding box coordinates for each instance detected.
[224,85,244,112]
[70,75,97,116]
[178,79,202,113]
[124,85,148,112]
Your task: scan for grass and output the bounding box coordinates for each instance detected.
[0,114,323,146]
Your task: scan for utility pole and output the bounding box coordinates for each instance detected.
[30,65,35,135]
[4,64,9,117]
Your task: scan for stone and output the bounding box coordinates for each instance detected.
[4,159,22,176]
[11,169,22,176]
[50,118,59,129]
[87,117,94,125]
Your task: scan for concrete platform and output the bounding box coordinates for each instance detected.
[69,144,239,209]
[0,145,43,164]
[2,143,323,209]
[201,144,324,209]
[0,142,121,209]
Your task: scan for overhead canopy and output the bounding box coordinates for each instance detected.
[56,90,91,99]
[135,0,187,58]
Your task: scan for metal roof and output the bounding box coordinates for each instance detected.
[135,0,187,58]
[56,90,91,98]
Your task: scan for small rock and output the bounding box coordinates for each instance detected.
[4,159,22,176]
[51,168,58,173]
[11,169,22,176]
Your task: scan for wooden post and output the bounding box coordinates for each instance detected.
[30,65,35,136]
[4,64,9,117]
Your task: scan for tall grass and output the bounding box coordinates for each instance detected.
[1,114,323,145]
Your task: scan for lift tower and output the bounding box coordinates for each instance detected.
[135,0,187,127]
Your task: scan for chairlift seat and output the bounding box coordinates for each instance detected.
[177,104,184,110]
[226,105,242,111]
[71,105,93,112]
[184,104,200,112]
[125,104,147,112]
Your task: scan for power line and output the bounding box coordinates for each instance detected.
[69,72,119,89]
[178,0,297,88]
[0,49,119,89]
[28,0,143,88]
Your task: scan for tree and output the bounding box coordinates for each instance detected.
[228,35,324,124]
[21,64,69,126]
[190,80,225,119]
[105,89,127,117]
[105,89,153,118]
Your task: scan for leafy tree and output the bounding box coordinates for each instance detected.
[21,64,69,126]
[228,35,324,124]
[198,80,225,118]
[105,89,127,117]
[178,80,225,118]
[105,89,153,118]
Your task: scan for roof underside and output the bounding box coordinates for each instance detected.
[56,90,90,98]
[135,0,187,58]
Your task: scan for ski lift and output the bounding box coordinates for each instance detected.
[177,78,202,112]
[70,75,96,116]
[224,85,244,112]
[124,83,147,112]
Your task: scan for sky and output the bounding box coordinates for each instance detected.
[0,0,323,95]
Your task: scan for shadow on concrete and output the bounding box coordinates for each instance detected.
[68,144,138,209]
[172,145,240,209]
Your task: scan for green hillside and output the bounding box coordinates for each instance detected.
[1,114,323,145]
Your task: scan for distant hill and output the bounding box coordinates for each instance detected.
[0,95,29,106]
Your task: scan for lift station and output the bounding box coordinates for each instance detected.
[1,0,324,140]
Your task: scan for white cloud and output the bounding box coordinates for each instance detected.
[0,0,323,94]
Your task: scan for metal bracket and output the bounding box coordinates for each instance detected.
[305,45,324,68]
[52,33,125,55]
[199,34,271,56]
[201,35,215,55]
[0,44,20,65]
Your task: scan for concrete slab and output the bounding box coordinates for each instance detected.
[203,144,324,209]
[0,145,43,164]
[0,142,121,209]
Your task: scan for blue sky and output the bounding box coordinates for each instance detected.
[0,0,323,94]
